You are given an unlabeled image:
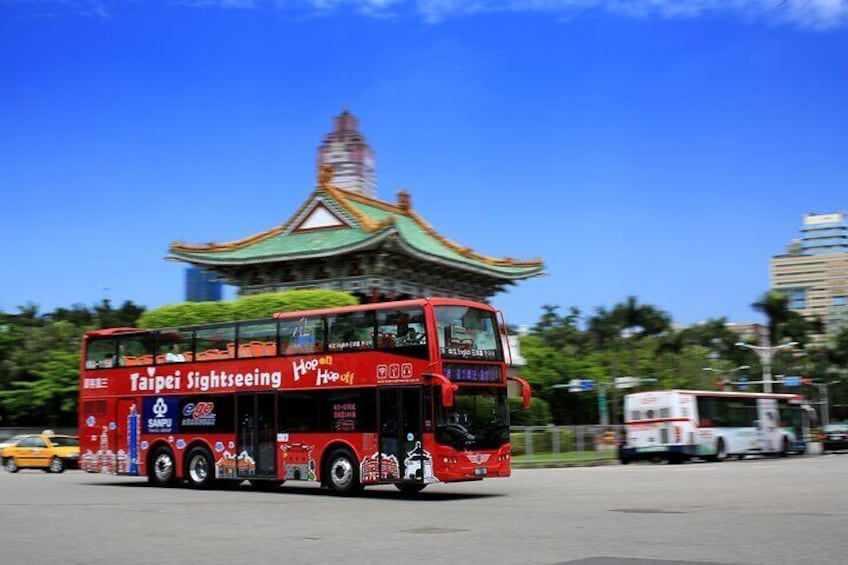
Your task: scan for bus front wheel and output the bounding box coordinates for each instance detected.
[326,449,361,496]
[713,438,728,462]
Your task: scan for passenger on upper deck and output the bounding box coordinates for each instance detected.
[165,344,186,363]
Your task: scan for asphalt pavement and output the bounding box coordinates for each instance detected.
[1,453,846,565]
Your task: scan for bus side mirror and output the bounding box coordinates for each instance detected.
[424,373,458,408]
[508,376,532,409]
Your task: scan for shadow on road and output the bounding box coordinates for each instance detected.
[83,479,503,501]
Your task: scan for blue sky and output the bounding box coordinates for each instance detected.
[1,0,846,328]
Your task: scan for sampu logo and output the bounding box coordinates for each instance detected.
[153,398,169,417]
[143,397,178,434]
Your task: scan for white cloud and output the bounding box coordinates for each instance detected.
[5,0,847,29]
[414,0,848,30]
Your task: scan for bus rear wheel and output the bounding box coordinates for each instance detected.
[185,446,215,489]
[326,449,361,496]
[149,445,176,487]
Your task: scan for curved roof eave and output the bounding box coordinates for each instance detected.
[166,228,397,266]
[392,237,545,280]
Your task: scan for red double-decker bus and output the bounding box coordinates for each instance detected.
[78,298,530,495]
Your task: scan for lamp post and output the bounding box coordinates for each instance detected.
[701,365,750,391]
[735,339,797,393]
[810,380,840,428]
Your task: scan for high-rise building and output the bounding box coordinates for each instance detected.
[185,266,223,302]
[316,109,377,198]
[771,212,848,336]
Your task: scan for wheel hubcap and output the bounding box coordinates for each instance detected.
[189,455,209,483]
[155,453,173,481]
[331,458,353,489]
[50,458,62,472]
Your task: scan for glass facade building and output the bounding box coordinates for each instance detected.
[770,213,848,338]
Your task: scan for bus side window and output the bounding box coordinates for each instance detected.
[280,317,324,355]
[116,333,155,366]
[327,312,374,352]
[86,338,117,369]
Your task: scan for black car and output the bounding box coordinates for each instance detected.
[821,423,848,453]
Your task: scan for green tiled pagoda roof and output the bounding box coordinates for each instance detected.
[169,182,544,279]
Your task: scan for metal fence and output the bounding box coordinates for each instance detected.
[510,425,625,467]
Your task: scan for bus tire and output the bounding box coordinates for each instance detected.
[325,448,361,496]
[395,482,426,496]
[149,445,176,487]
[185,446,215,489]
[779,437,789,458]
[709,438,727,462]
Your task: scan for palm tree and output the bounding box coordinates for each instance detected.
[751,291,791,344]
[612,296,672,377]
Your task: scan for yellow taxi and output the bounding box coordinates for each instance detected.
[0,432,80,473]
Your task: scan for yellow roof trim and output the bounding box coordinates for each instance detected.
[171,164,542,268]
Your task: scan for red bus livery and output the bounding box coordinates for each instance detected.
[78,298,530,494]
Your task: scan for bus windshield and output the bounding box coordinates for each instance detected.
[435,306,502,361]
[435,387,509,451]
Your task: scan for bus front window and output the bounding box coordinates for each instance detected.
[435,306,502,361]
[435,387,509,451]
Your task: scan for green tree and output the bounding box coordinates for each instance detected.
[0,320,82,426]
[751,291,791,344]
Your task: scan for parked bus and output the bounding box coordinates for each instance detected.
[78,298,531,494]
[619,390,814,464]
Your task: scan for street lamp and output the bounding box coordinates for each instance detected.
[735,339,797,393]
[701,365,750,390]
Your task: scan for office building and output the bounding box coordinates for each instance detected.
[185,266,223,302]
[771,212,848,336]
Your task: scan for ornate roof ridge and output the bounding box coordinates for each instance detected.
[321,176,543,269]
[171,165,543,272]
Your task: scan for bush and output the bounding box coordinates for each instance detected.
[136,290,359,329]
[137,301,235,328]
[231,290,358,320]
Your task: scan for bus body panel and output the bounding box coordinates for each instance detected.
[78,298,519,489]
[620,389,810,463]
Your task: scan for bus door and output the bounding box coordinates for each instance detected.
[236,393,277,478]
[378,387,423,482]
